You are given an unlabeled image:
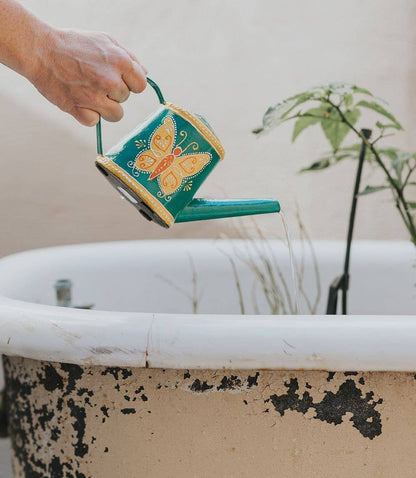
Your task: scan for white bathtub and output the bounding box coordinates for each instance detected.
[0,240,414,370]
[0,240,415,477]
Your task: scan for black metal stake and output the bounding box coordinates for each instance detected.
[326,128,372,315]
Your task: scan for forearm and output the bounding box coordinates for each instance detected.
[0,0,51,80]
[0,0,147,125]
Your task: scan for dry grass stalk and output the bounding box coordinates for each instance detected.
[156,254,201,314]
[220,209,321,315]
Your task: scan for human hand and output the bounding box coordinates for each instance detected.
[27,28,148,126]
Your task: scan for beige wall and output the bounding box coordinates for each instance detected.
[1,0,415,256]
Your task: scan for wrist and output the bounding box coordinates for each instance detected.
[22,22,57,83]
[0,0,56,81]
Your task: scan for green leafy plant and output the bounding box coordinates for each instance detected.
[253,83,416,245]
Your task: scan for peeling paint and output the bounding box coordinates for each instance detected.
[247,372,260,388]
[61,363,84,396]
[101,367,132,381]
[190,379,214,393]
[266,377,382,439]
[67,398,89,458]
[327,372,336,382]
[37,365,63,392]
[3,356,389,476]
[186,372,260,394]
[217,375,243,391]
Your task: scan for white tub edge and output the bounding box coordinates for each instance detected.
[1,296,416,371]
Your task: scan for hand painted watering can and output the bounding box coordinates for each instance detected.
[95,78,280,228]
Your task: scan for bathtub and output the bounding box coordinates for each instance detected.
[0,240,414,477]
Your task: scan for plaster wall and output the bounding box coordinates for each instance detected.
[1,0,415,256]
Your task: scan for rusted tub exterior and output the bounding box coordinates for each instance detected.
[5,359,416,477]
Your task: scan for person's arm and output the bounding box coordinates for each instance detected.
[0,0,147,125]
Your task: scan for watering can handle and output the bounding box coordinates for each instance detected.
[95,77,166,155]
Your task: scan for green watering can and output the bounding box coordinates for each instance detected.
[95,78,280,228]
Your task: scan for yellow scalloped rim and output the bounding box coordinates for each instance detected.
[95,155,174,227]
[165,103,225,160]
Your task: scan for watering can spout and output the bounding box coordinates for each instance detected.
[175,198,280,223]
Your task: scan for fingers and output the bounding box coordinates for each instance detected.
[73,60,145,125]
[73,97,123,126]
[68,32,148,125]
[98,97,124,122]
[73,107,100,127]
[124,50,148,75]
[110,37,148,75]
[107,79,130,103]
[122,60,147,94]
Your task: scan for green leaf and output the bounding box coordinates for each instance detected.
[285,91,314,103]
[378,147,400,160]
[356,100,403,130]
[320,108,360,152]
[344,94,353,107]
[252,89,324,134]
[253,101,295,134]
[337,144,362,152]
[334,153,353,162]
[407,202,416,209]
[378,148,414,185]
[358,185,390,196]
[259,95,313,133]
[351,86,374,96]
[292,106,328,142]
[319,143,374,163]
[345,108,361,125]
[304,86,328,100]
[300,159,331,172]
[328,83,354,96]
[391,155,408,182]
[376,121,399,130]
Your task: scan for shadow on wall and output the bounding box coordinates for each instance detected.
[0,96,229,257]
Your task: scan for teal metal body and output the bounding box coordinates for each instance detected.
[95,78,280,228]
[176,198,280,223]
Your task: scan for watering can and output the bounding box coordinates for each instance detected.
[95,78,280,228]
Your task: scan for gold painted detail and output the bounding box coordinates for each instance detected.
[95,155,174,227]
[134,139,147,149]
[183,181,193,192]
[165,103,225,160]
[133,117,211,196]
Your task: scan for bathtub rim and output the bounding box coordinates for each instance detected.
[0,295,416,371]
[0,239,415,371]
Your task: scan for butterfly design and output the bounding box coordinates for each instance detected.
[134,116,211,196]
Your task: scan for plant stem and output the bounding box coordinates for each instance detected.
[402,164,415,189]
[325,98,416,244]
[228,256,245,315]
